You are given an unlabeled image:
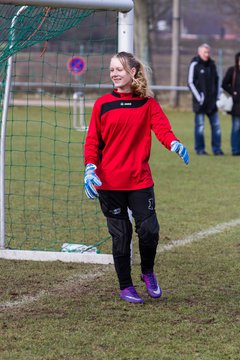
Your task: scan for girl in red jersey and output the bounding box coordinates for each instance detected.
[84,52,189,304]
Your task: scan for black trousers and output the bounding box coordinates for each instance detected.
[98,187,159,290]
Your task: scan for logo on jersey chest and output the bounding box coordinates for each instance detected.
[120,102,132,106]
[100,98,148,117]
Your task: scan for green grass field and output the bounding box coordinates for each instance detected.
[0,108,239,359]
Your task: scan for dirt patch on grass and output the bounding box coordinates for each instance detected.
[0,265,112,312]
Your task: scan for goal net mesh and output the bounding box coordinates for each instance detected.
[0,4,117,253]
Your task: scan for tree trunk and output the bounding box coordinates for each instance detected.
[134,0,150,65]
[170,0,180,107]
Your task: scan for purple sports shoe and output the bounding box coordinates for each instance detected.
[119,286,144,304]
[141,273,162,298]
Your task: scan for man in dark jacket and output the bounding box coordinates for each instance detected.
[222,52,240,155]
[188,43,224,155]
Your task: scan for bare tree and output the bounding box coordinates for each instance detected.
[170,0,180,107]
[135,0,171,85]
[134,0,149,63]
[217,0,240,16]
[216,0,240,34]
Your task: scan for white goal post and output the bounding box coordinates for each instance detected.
[0,0,134,264]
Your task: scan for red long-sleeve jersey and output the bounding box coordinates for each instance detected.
[84,90,179,190]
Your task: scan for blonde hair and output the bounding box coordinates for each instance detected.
[112,52,154,98]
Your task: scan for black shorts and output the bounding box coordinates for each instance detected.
[98,186,157,225]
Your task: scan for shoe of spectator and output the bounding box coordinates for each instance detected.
[196,151,208,155]
[214,150,224,155]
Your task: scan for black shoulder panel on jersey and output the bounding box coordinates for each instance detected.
[100,98,149,117]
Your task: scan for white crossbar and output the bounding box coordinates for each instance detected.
[0,0,133,12]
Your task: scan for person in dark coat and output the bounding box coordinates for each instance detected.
[222,52,240,156]
[188,43,224,155]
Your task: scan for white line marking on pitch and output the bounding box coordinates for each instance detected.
[158,218,240,252]
[0,270,108,310]
[1,218,240,309]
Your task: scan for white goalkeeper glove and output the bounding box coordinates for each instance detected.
[199,92,205,106]
[171,140,189,165]
[84,163,102,199]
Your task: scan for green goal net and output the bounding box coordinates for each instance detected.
[0,4,122,256]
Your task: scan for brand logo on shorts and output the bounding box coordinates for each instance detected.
[148,198,154,210]
[110,208,121,215]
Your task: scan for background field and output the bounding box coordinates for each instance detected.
[0,109,239,359]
